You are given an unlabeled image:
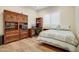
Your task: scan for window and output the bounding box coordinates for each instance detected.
[51,12,60,25]
[43,12,60,29]
[43,14,50,28]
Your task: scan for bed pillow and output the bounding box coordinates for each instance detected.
[50,25,59,30]
[59,25,70,31]
[50,25,70,31]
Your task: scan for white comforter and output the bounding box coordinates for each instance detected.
[39,30,78,47]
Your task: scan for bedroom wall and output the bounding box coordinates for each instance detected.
[37,6,76,33]
[0,6,37,35]
[75,7,79,40]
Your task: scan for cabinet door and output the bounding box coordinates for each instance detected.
[17,14,28,22]
[4,11,17,22]
[17,14,23,22]
[22,15,28,22]
[4,34,19,44]
[19,30,28,39]
[4,30,19,44]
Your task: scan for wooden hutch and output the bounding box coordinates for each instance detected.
[4,10,28,44]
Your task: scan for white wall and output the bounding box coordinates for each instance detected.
[38,6,75,32]
[0,6,37,35]
[75,7,79,40]
[59,7,75,32]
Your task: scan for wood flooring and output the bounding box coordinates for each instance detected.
[0,37,67,52]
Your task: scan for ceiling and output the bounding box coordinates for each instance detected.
[31,6,48,10]
[25,6,49,10]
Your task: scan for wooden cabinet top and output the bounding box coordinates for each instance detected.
[4,10,28,22]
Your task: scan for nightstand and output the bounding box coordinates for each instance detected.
[28,29,32,38]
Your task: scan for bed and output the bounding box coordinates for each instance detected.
[37,29,79,52]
